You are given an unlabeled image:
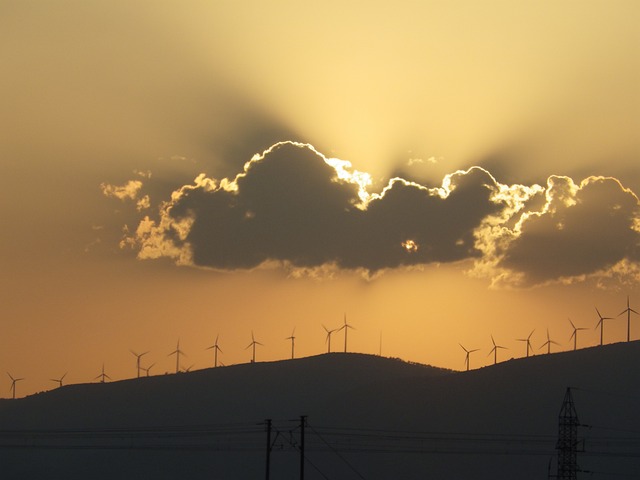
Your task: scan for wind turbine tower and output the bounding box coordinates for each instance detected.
[94,364,110,383]
[618,296,639,342]
[168,340,186,374]
[594,307,613,346]
[245,331,263,363]
[130,350,149,378]
[459,344,479,371]
[488,335,507,365]
[540,328,560,355]
[7,373,24,399]
[568,318,587,351]
[142,363,155,377]
[516,329,535,357]
[323,325,336,353]
[50,373,67,388]
[339,314,354,353]
[206,335,222,367]
[286,328,296,360]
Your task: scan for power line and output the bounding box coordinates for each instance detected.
[308,422,367,480]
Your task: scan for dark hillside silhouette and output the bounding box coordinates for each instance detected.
[1,347,639,479]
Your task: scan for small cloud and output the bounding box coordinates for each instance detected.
[133,169,152,179]
[407,156,440,167]
[136,195,151,211]
[100,180,143,201]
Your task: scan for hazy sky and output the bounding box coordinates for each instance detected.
[1,1,639,397]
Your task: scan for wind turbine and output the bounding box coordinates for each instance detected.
[94,364,110,383]
[245,331,263,363]
[50,372,67,388]
[568,318,587,351]
[286,328,296,360]
[540,328,560,354]
[594,307,613,346]
[618,296,639,342]
[130,350,149,378]
[322,325,336,353]
[488,335,507,365]
[338,314,355,353]
[142,363,155,377]
[168,340,186,373]
[516,329,535,358]
[459,344,479,371]
[7,373,24,399]
[206,334,222,367]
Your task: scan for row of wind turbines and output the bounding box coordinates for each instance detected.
[5,298,637,398]
[4,315,357,399]
[459,297,639,371]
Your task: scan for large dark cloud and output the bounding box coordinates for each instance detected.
[106,142,640,287]
[342,168,501,271]
[128,142,502,273]
[170,143,359,269]
[497,176,640,284]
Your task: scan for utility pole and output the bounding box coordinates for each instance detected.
[265,419,272,480]
[554,387,580,480]
[300,415,306,480]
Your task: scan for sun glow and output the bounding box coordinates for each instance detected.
[402,239,419,253]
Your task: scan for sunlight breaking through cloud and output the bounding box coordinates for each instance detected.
[104,142,640,288]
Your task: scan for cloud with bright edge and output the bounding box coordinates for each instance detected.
[103,141,640,287]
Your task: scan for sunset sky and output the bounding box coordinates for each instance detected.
[2,1,639,397]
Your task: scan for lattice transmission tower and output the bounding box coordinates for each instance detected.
[553,387,580,480]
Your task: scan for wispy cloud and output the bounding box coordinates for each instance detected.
[104,142,640,287]
[100,180,143,202]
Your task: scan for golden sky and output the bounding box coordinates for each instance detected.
[1,1,639,397]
